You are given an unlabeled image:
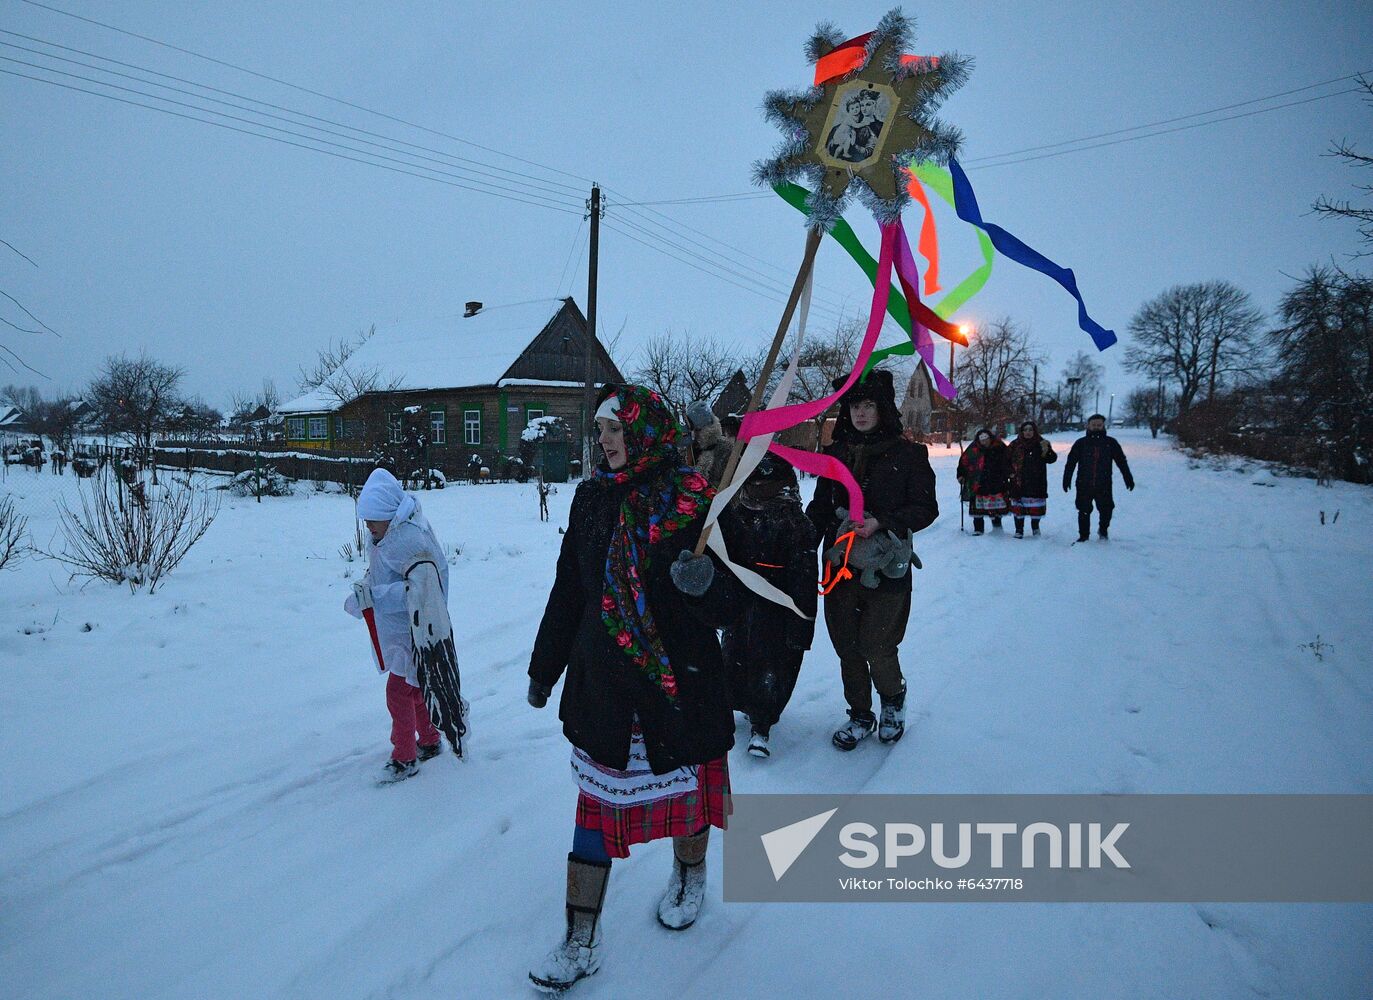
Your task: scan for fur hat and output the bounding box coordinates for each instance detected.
[831,368,903,442]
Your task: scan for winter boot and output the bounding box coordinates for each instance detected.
[832,710,877,751]
[878,684,907,744]
[1031,519,1041,537]
[1013,516,1025,539]
[747,724,771,759]
[657,829,708,930]
[530,854,610,993]
[1077,513,1091,543]
[1098,514,1110,541]
[416,742,443,762]
[377,758,419,784]
[972,517,985,536]
[992,517,1003,531]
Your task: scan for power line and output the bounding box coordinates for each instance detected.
[605,198,853,317]
[970,87,1364,171]
[555,216,586,298]
[603,213,847,324]
[0,29,588,199]
[962,69,1372,164]
[0,52,585,211]
[0,66,585,216]
[15,0,595,189]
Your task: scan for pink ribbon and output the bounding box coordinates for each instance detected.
[737,220,900,522]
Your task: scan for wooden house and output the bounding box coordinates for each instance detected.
[275,298,622,479]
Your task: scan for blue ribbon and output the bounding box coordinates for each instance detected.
[948,157,1117,351]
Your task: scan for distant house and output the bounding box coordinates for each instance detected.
[0,404,33,441]
[274,297,622,478]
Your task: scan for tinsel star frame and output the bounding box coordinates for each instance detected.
[755,8,971,230]
[694,8,970,558]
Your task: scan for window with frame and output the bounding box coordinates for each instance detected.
[334,416,345,440]
[388,413,402,443]
[287,416,306,440]
[526,408,545,426]
[464,409,481,445]
[308,416,328,440]
[430,409,446,444]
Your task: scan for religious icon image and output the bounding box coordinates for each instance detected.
[821,82,894,167]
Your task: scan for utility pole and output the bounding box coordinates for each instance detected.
[1031,364,1038,426]
[582,183,602,477]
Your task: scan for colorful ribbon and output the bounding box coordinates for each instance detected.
[892,224,957,398]
[946,157,1117,351]
[907,172,941,295]
[737,220,900,522]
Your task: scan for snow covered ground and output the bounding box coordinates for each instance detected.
[2,430,1370,999]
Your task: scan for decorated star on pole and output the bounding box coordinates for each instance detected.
[755,8,971,230]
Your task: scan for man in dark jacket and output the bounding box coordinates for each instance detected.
[806,369,938,750]
[1063,414,1135,541]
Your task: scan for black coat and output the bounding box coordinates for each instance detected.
[529,477,738,774]
[1008,435,1058,498]
[722,494,818,651]
[806,435,939,594]
[1063,431,1134,497]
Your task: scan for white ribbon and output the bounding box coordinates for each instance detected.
[702,272,814,619]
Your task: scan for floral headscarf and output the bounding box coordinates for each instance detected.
[596,384,715,700]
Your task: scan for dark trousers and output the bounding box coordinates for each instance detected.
[1075,492,1113,535]
[722,627,803,731]
[824,584,911,718]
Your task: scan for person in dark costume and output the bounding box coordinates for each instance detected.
[1062,414,1135,541]
[720,454,818,759]
[806,369,939,751]
[1007,420,1057,538]
[956,428,1011,534]
[526,384,738,993]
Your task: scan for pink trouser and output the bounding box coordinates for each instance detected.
[386,672,440,762]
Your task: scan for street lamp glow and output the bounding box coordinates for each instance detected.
[958,323,972,339]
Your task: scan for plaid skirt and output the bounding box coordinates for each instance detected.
[575,756,731,859]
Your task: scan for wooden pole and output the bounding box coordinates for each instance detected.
[582,184,601,478]
[693,226,824,556]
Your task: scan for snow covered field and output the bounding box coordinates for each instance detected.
[2,430,1370,999]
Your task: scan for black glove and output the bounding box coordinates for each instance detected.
[669,549,715,597]
[527,679,551,708]
[1126,482,1135,492]
[1062,483,1070,493]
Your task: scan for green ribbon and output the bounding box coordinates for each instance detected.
[773,164,995,373]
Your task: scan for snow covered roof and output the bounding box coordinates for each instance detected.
[0,405,26,427]
[277,298,574,414]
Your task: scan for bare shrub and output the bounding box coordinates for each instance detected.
[0,493,27,569]
[50,467,219,592]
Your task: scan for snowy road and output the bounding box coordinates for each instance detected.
[2,431,1370,998]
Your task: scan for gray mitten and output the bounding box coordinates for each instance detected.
[670,549,715,597]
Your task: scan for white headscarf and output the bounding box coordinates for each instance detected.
[357,468,417,523]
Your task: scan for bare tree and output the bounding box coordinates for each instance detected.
[0,493,27,570]
[33,396,85,453]
[87,352,187,457]
[1124,384,1175,437]
[1123,281,1263,415]
[1268,266,1373,482]
[953,317,1046,429]
[297,325,376,394]
[1313,75,1373,256]
[1,383,42,413]
[1060,350,1104,420]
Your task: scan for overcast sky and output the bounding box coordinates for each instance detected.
[3,0,1370,413]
